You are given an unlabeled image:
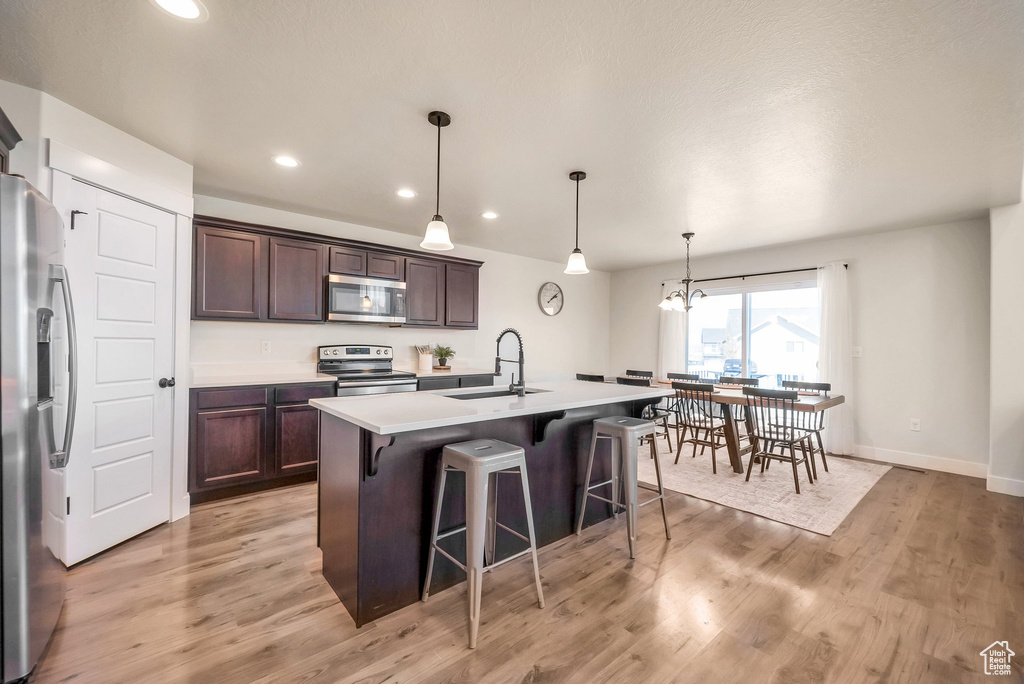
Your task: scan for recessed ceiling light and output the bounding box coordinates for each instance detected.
[396,188,417,198]
[150,0,209,21]
[481,211,499,220]
[273,155,300,168]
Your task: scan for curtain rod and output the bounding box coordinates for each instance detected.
[662,264,847,287]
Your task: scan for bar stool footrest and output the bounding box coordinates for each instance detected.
[493,520,530,543]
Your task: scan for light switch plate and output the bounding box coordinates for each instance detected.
[910,418,921,432]
[852,346,863,358]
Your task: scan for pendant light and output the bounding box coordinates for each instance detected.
[659,232,706,311]
[564,171,589,275]
[420,111,455,251]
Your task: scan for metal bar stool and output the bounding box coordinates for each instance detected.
[575,416,671,558]
[422,439,544,649]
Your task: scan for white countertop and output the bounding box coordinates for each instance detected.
[310,380,672,435]
[397,366,496,377]
[190,372,338,389]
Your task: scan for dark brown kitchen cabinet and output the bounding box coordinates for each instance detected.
[444,263,479,328]
[189,382,334,503]
[194,226,263,320]
[404,258,446,327]
[268,237,324,321]
[275,405,320,474]
[367,252,404,280]
[193,406,268,490]
[329,246,368,275]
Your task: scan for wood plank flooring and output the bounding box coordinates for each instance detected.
[34,460,1024,683]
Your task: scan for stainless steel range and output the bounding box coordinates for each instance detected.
[318,345,418,396]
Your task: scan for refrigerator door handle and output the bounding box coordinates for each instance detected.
[48,264,78,469]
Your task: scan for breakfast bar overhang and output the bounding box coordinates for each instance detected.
[311,381,671,627]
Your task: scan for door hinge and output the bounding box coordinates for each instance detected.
[66,496,70,515]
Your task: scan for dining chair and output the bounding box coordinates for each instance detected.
[666,372,699,382]
[742,387,815,494]
[672,382,724,472]
[616,376,674,453]
[664,373,698,441]
[781,380,831,475]
[576,373,606,383]
[717,376,759,387]
[717,376,758,444]
[625,370,654,379]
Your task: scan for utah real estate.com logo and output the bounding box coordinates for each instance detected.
[979,641,1015,676]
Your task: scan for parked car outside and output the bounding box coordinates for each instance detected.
[722,358,757,376]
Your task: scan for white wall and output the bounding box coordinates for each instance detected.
[609,220,991,475]
[0,79,193,197]
[190,196,611,383]
[989,203,1024,496]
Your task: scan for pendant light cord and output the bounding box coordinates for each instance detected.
[435,122,441,217]
[574,177,580,249]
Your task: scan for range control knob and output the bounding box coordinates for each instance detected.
[332,349,339,355]
[376,349,382,355]
[384,349,390,355]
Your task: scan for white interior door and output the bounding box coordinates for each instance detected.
[52,172,175,565]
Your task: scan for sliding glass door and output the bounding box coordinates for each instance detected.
[685,282,819,388]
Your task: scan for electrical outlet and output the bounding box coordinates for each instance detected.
[910,418,921,432]
[261,341,271,355]
[852,346,863,358]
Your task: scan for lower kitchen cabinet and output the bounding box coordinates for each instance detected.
[189,382,334,503]
[417,374,495,391]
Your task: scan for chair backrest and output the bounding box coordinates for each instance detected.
[743,386,800,441]
[625,369,654,379]
[667,372,699,382]
[781,380,831,395]
[718,376,759,387]
[672,382,719,429]
[576,373,605,383]
[617,376,651,387]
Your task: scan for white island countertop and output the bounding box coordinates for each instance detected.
[310,380,672,435]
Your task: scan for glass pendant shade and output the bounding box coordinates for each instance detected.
[659,297,673,310]
[671,295,686,312]
[420,215,454,251]
[564,248,589,275]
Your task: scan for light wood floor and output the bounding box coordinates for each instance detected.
[35,457,1023,683]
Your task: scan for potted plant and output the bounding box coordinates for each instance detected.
[432,344,455,368]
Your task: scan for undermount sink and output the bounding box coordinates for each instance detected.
[443,388,549,400]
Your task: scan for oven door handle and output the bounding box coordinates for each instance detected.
[336,378,417,388]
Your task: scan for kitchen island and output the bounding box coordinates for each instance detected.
[311,380,672,626]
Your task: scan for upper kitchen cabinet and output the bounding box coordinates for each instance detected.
[444,263,479,328]
[191,215,481,327]
[328,246,367,276]
[404,258,445,327]
[194,225,264,320]
[268,237,324,321]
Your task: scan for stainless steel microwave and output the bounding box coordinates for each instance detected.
[325,274,407,324]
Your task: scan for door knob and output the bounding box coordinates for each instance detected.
[158,377,176,388]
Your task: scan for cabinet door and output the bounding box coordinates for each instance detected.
[367,252,404,280]
[194,226,263,319]
[404,258,445,327]
[193,407,268,489]
[329,246,367,276]
[269,237,324,321]
[459,374,494,388]
[418,376,459,391]
[445,263,479,328]
[275,404,320,474]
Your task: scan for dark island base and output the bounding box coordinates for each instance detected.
[317,399,658,627]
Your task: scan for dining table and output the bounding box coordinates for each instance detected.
[610,377,846,473]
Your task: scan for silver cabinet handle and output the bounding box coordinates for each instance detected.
[49,265,77,468]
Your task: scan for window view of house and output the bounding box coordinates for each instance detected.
[685,285,819,387]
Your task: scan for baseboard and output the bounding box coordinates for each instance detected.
[853,445,988,479]
[986,475,1024,497]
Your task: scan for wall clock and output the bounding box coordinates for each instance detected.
[538,282,564,316]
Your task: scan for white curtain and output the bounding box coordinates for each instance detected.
[657,281,687,380]
[817,262,854,455]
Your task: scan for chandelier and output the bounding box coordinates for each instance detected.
[659,232,706,311]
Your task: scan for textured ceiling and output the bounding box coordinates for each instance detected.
[1,0,1023,270]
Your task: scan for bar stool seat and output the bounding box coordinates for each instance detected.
[576,416,671,558]
[422,439,544,649]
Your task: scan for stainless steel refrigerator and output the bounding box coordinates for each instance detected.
[0,173,74,682]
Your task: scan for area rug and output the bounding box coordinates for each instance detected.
[636,440,891,536]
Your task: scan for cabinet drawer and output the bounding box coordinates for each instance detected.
[195,387,269,410]
[329,246,368,275]
[459,375,494,388]
[418,376,459,391]
[367,253,404,280]
[275,383,335,405]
